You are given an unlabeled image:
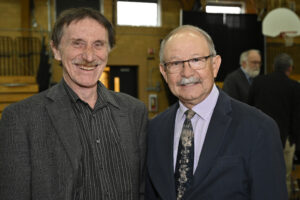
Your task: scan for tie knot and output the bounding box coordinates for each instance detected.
[185,109,195,120]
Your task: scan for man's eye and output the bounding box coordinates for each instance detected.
[72,41,84,48]
[190,58,201,63]
[94,42,104,48]
[171,61,182,66]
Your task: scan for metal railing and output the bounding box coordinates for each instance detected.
[0,36,41,76]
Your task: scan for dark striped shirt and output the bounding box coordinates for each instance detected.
[63,80,133,200]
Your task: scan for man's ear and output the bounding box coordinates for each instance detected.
[50,41,62,61]
[241,60,247,69]
[212,55,221,78]
[287,65,293,76]
[159,64,168,83]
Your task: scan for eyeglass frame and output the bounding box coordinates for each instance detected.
[163,54,215,74]
[247,60,261,66]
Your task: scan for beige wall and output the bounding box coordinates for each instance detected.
[0,0,181,117]
[102,0,182,118]
[1,0,300,117]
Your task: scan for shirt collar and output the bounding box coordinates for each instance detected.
[178,84,219,120]
[62,79,110,109]
[62,79,80,103]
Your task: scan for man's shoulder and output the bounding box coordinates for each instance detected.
[150,103,177,124]
[106,89,146,109]
[223,68,245,87]
[225,68,243,79]
[5,89,48,109]
[255,73,298,88]
[288,76,300,87]
[1,89,51,121]
[227,94,278,130]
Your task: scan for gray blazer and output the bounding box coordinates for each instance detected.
[0,80,148,200]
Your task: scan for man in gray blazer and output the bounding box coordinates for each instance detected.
[0,8,147,200]
[222,49,261,103]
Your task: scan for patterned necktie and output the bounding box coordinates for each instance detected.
[175,109,196,200]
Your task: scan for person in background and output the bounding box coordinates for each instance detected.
[0,7,147,200]
[146,25,287,200]
[222,49,261,103]
[248,53,300,198]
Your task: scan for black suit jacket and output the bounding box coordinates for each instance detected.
[146,90,287,200]
[0,80,148,200]
[223,68,250,103]
[248,71,300,147]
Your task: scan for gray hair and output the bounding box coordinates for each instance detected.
[239,49,261,65]
[274,53,293,72]
[159,25,217,63]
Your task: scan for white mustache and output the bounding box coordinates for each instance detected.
[177,77,201,86]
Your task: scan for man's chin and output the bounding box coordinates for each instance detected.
[247,70,260,78]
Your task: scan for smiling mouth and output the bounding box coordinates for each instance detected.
[182,82,197,86]
[177,80,201,86]
[75,64,99,71]
[180,82,200,87]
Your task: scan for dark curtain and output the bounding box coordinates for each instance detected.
[56,0,100,17]
[181,12,265,81]
[117,0,157,2]
[36,37,51,92]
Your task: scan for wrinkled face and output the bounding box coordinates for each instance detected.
[243,51,261,78]
[160,30,221,108]
[51,17,109,92]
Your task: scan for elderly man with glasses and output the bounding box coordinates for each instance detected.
[145,25,287,200]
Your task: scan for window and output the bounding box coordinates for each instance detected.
[206,2,245,14]
[117,0,160,26]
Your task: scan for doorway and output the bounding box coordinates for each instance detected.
[106,65,138,98]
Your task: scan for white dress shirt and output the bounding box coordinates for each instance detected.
[173,84,219,173]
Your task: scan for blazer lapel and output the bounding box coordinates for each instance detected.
[238,68,250,90]
[109,104,135,164]
[188,91,232,195]
[96,86,133,161]
[46,82,82,172]
[148,103,178,200]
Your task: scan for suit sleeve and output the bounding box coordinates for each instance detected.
[291,82,300,145]
[0,106,31,200]
[145,167,159,200]
[136,103,148,200]
[145,119,160,200]
[249,117,288,200]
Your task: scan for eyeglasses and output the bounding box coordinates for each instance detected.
[163,55,214,74]
[248,60,261,66]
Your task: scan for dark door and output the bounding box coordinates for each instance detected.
[109,66,138,98]
[56,0,100,17]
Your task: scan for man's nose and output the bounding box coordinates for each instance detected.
[82,46,95,61]
[181,61,194,77]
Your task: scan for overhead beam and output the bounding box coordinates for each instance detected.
[179,0,196,11]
